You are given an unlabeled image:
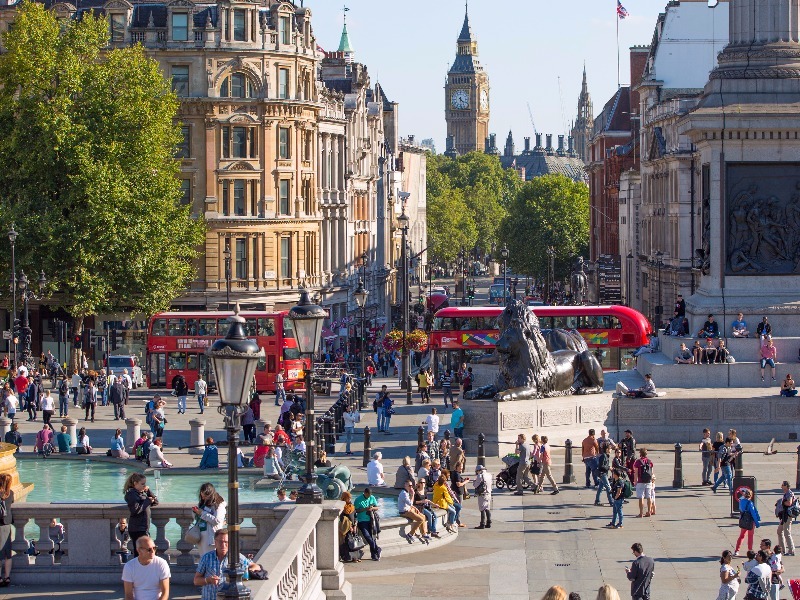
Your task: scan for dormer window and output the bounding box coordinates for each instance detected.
[220,73,254,98]
[171,13,188,41]
[109,13,125,42]
[278,15,290,44]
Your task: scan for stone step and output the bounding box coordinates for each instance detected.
[636,352,796,388]
[657,332,800,362]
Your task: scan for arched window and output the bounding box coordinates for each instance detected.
[220,73,255,98]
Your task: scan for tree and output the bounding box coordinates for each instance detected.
[426,152,518,263]
[0,2,205,370]
[498,174,589,279]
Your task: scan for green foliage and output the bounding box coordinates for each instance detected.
[498,174,589,279]
[426,152,518,262]
[0,2,205,322]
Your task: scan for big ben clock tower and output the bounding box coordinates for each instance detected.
[445,6,489,155]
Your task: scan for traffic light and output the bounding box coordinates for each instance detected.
[111,329,118,351]
[12,318,20,337]
[83,328,93,350]
[73,335,82,350]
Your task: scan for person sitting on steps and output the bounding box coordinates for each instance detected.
[697,314,720,339]
[731,313,750,338]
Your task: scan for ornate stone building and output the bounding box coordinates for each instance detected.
[494,132,586,183]
[571,66,593,163]
[0,0,427,361]
[444,6,489,156]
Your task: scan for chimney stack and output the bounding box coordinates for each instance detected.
[524,137,530,152]
[568,135,575,155]
[557,135,565,155]
[545,134,553,153]
[535,133,543,149]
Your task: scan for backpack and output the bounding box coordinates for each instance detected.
[638,459,653,483]
[788,498,800,519]
[622,478,634,499]
[58,380,68,395]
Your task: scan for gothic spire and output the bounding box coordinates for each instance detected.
[458,1,473,43]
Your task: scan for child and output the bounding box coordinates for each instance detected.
[742,550,757,573]
[770,545,784,589]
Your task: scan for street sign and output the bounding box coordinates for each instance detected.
[2,331,11,340]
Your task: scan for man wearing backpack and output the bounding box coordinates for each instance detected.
[632,448,655,518]
[777,480,797,556]
[608,469,626,529]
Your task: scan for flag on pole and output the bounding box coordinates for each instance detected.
[617,0,629,19]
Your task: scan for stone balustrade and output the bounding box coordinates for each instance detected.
[8,500,346,600]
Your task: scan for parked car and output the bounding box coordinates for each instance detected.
[106,355,144,388]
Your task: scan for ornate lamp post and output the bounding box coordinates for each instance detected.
[353,279,368,411]
[7,225,17,366]
[626,251,634,306]
[206,306,264,600]
[500,245,509,304]
[223,244,232,309]
[398,209,413,404]
[17,270,46,369]
[546,246,556,304]
[289,290,327,504]
[655,250,664,327]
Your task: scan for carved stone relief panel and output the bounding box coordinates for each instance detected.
[618,402,661,421]
[501,411,537,431]
[541,408,574,427]
[723,402,763,421]
[726,162,800,275]
[669,402,714,421]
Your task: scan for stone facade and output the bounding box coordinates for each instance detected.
[678,0,800,335]
[0,1,425,342]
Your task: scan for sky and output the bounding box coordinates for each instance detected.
[306,0,677,152]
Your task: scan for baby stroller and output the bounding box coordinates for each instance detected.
[495,454,531,490]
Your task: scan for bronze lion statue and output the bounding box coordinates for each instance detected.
[489,300,604,401]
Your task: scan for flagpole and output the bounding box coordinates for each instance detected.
[616,0,620,89]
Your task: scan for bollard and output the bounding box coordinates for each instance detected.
[444,429,451,442]
[417,426,424,447]
[477,433,486,468]
[362,426,372,467]
[562,439,576,484]
[62,416,78,448]
[672,442,684,488]
[187,419,206,455]
[125,417,142,453]
[324,417,335,455]
[735,450,744,479]
[0,417,10,441]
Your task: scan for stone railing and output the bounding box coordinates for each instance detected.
[9,501,348,600]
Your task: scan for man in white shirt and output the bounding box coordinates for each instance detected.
[397,481,428,543]
[195,375,208,414]
[3,394,18,420]
[367,452,386,486]
[70,371,82,407]
[121,535,170,600]
[121,369,133,390]
[424,407,440,439]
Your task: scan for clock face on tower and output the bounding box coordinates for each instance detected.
[480,89,489,111]
[451,89,469,110]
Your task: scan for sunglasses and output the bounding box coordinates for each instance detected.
[141,546,158,553]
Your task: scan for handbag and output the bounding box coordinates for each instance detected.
[346,532,366,551]
[739,509,755,531]
[530,460,542,476]
[184,516,203,545]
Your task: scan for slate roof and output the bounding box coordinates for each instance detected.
[499,148,586,183]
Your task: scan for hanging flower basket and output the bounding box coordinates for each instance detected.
[381,329,428,353]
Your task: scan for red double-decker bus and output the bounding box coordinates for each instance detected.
[146,311,306,393]
[429,305,652,373]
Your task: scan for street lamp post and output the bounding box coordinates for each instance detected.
[546,246,555,304]
[7,225,17,367]
[500,245,509,305]
[223,244,232,310]
[626,251,634,306]
[17,270,46,370]
[655,251,664,328]
[398,209,412,405]
[206,305,264,600]
[353,279,368,411]
[288,289,327,503]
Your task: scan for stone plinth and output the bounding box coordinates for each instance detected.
[61,417,78,448]
[124,418,141,452]
[0,442,33,502]
[463,391,800,454]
